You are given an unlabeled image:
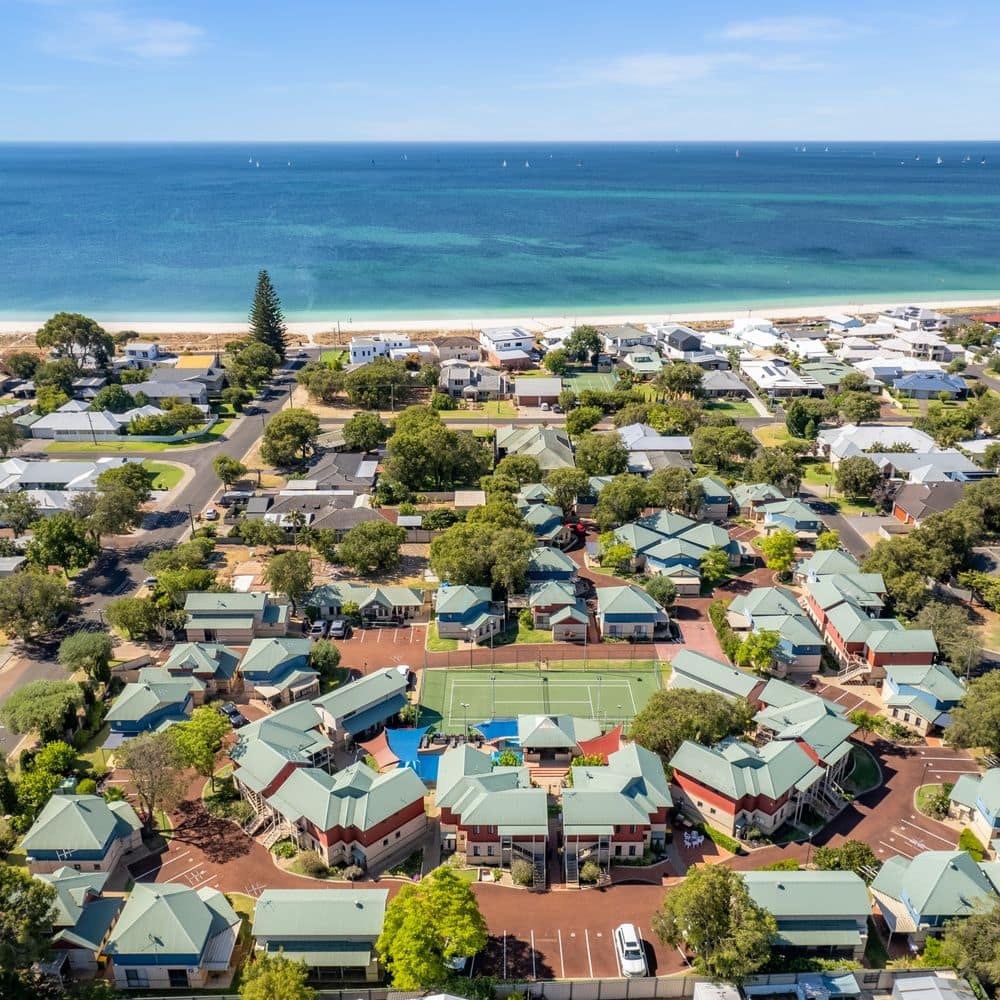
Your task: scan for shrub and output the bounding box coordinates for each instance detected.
[344,864,365,881]
[76,778,98,795]
[230,800,253,824]
[510,858,533,886]
[271,840,298,859]
[0,816,15,856]
[923,784,953,820]
[518,608,534,630]
[959,828,986,862]
[579,860,602,884]
[295,849,330,877]
[758,858,801,871]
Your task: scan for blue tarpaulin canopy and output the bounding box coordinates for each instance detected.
[472,718,518,741]
[384,727,440,783]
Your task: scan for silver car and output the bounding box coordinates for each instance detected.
[613,923,647,978]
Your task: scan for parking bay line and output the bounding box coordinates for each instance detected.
[901,818,953,846]
[131,850,190,881]
[557,929,565,979]
[585,929,594,979]
[531,929,536,979]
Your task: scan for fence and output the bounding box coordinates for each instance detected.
[30,415,220,444]
[424,643,665,672]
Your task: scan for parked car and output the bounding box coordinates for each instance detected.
[613,924,648,978]
[309,620,330,638]
[142,576,158,587]
[203,508,219,521]
[328,619,352,640]
[552,404,562,413]
[540,401,550,411]
[219,702,240,719]
[229,712,249,728]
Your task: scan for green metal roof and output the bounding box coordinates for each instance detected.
[54,896,124,952]
[528,580,577,608]
[669,650,758,699]
[528,546,577,575]
[699,476,732,501]
[106,883,239,958]
[773,923,868,948]
[596,584,665,617]
[742,870,870,919]
[678,522,732,550]
[885,662,962,698]
[795,549,860,577]
[340,694,408,735]
[314,667,408,721]
[184,614,255,630]
[241,637,313,675]
[518,714,601,749]
[732,483,784,506]
[950,770,1000,816]
[263,942,372,967]
[867,628,938,655]
[612,523,663,553]
[232,739,309,794]
[435,584,493,614]
[106,679,191,723]
[184,592,266,613]
[38,867,109,928]
[22,795,141,854]
[728,586,802,619]
[871,851,1000,919]
[265,763,426,833]
[549,601,589,625]
[163,642,241,680]
[636,510,697,536]
[252,889,387,940]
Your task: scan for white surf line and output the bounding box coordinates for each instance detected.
[901,818,953,846]
[585,929,594,979]
[558,929,565,979]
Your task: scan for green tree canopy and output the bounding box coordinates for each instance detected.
[337,520,406,575]
[240,953,315,1000]
[657,361,704,399]
[4,350,39,380]
[945,671,1000,756]
[544,467,590,513]
[116,731,186,824]
[377,866,489,990]
[264,549,314,611]
[914,601,980,677]
[574,431,629,476]
[542,348,569,375]
[735,629,781,675]
[646,466,703,515]
[261,408,321,468]
[493,454,542,485]
[645,575,677,609]
[563,325,601,363]
[815,529,840,551]
[0,491,40,536]
[430,522,535,593]
[0,570,77,641]
[172,705,229,791]
[565,405,603,437]
[0,866,57,973]
[651,864,776,980]
[813,839,880,880]
[0,414,22,458]
[744,448,802,494]
[213,455,248,486]
[105,596,164,640]
[835,455,882,498]
[759,528,798,578]
[343,411,390,451]
[630,688,754,760]
[0,679,82,741]
[309,639,342,678]
[26,512,97,572]
[593,473,650,530]
[935,898,1000,990]
[383,407,490,490]
[89,383,133,413]
[58,631,114,683]
[36,312,113,368]
[343,358,411,410]
[837,390,881,424]
[691,425,757,471]
[248,269,288,359]
[699,545,732,587]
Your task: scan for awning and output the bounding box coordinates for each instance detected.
[472,718,518,741]
[265,941,372,968]
[359,731,399,770]
[102,731,130,750]
[576,724,623,764]
[341,694,408,736]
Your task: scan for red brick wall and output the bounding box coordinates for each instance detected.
[674,772,789,818]
[867,649,935,667]
[308,797,426,849]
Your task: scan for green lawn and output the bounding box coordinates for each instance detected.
[704,399,759,418]
[801,460,881,515]
[143,460,184,490]
[321,349,348,367]
[752,422,791,448]
[492,622,554,646]
[845,746,881,795]
[46,418,234,454]
[915,783,949,816]
[480,400,518,418]
[426,621,459,651]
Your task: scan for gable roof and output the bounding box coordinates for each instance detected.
[669,650,759,699]
[796,549,861,578]
[596,584,666,618]
[949,769,1000,817]
[527,546,577,577]
[435,584,493,614]
[162,642,241,680]
[893,482,966,521]
[871,850,1000,919]
[22,795,141,854]
[240,637,313,676]
[732,483,784,506]
[313,667,408,721]
[252,888,388,940]
[742,870,870,919]
[885,662,962,699]
[518,714,601,749]
[106,679,191,724]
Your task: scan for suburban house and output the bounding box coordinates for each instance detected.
[434,584,505,642]
[430,335,482,362]
[620,349,663,377]
[732,317,780,348]
[654,325,730,369]
[602,324,656,356]
[521,502,573,548]
[948,769,1000,848]
[263,762,427,872]
[122,341,161,367]
[518,714,601,766]
[106,679,193,736]
[438,360,508,400]
[894,372,967,400]
[740,359,823,398]
[800,570,888,631]
[0,457,130,516]
[149,642,241,702]
[892,482,966,527]
[618,423,693,475]
[313,668,410,745]
[881,663,964,735]
[827,313,864,334]
[104,883,241,990]
[870,850,1000,944]
[727,587,824,675]
[479,327,535,368]
[699,476,733,521]
[307,582,424,624]
[125,379,209,406]
[817,425,937,466]
[251,889,388,983]
[669,737,829,837]
[230,701,334,817]
[701,370,751,396]
[183,592,289,644]
[37,868,124,977]
[799,359,879,393]
[595,583,669,640]
[22,794,143,875]
[528,579,589,641]
[348,333,412,366]
[759,498,824,540]
[494,424,574,471]
[794,548,865,584]
[742,871,870,960]
[562,744,672,885]
[240,637,319,706]
[435,745,548,887]
[732,482,785,515]
[145,361,225,398]
[514,376,562,406]
[669,649,761,701]
[527,545,578,582]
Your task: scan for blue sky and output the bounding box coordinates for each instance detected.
[2,1,998,140]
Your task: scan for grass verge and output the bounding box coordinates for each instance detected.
[426,621,459,651]
[143,460,185,490]
[845,745,881,795]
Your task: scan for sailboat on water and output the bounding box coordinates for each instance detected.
[735,148,741,159]
[937,156,944,165]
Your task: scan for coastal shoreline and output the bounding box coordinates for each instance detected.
[0,296,998,337]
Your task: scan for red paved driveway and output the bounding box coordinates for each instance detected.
[334,622,427,671]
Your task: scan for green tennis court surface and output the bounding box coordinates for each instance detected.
[418,665,661,734]
[564,371,617,392]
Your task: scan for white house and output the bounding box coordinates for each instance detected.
[122,342,161,368]
[816,424,938,464]
[349,333,412,366]
[826,313,863,334]
[740,359,823,397]
[602,325,655,356]
[479,327,535,368]
[731,318,780,349]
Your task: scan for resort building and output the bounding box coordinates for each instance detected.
[521,501,573,548]
[562,744,672,885]
[742,871,870,960]
[758,498,824,540]
[881,663,964,735]
[436,745,548,887]
[104,883,241,990]
[727,587,824,676]
[698,476,733,521]
[307,582,424,625]
[151,642,241,702]
[263,762,427,872]
[494,424,575,471]
[37,867,124,977]
[518,714,602,766]
[183,592,289,645]
[948,769,1000,848]
[434,584,505,642]
[870,850,1000,944]
[106,679,193,736]
[313,667,410,745]
[251,889,388,983]
[22,793,143,876]
[595,583,670,640]
[527,545,578,583]
[527,580,589,641]
[732,482,786,514]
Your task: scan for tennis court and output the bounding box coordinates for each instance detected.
[564,371,617,392]
[418,665,661,734]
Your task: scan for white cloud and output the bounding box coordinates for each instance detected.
[722,16,863,43]
[40,8,202,62]
[596,52,746,87]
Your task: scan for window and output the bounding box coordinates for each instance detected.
[383,838,389,846]
[125,970,149,988]
[903,713,910,723]
[472,825,479,834]
[629,845,637,857]
[395,831,401,839]
[487,845,494,856]
[709,807,716,815]
[473,845,481,857]
[168,970,188,988]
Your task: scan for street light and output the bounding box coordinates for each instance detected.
[805,831,814,867]
[490,673,497,721]
[460,702,470,739]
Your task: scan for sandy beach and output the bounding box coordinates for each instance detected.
[0,297,998,339]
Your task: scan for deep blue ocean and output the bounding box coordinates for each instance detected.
[2,142,1000,320]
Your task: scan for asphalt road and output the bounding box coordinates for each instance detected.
[0,351,317,756]
[798,489,872,559]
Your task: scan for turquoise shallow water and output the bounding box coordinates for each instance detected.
[1,141,1000,320]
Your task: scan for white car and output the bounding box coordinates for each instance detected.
[613,923,647,978]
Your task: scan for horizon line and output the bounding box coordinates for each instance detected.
[2,137,1000,145]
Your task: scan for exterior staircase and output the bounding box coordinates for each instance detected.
[836,654,870,684]
[260,820,294,849]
